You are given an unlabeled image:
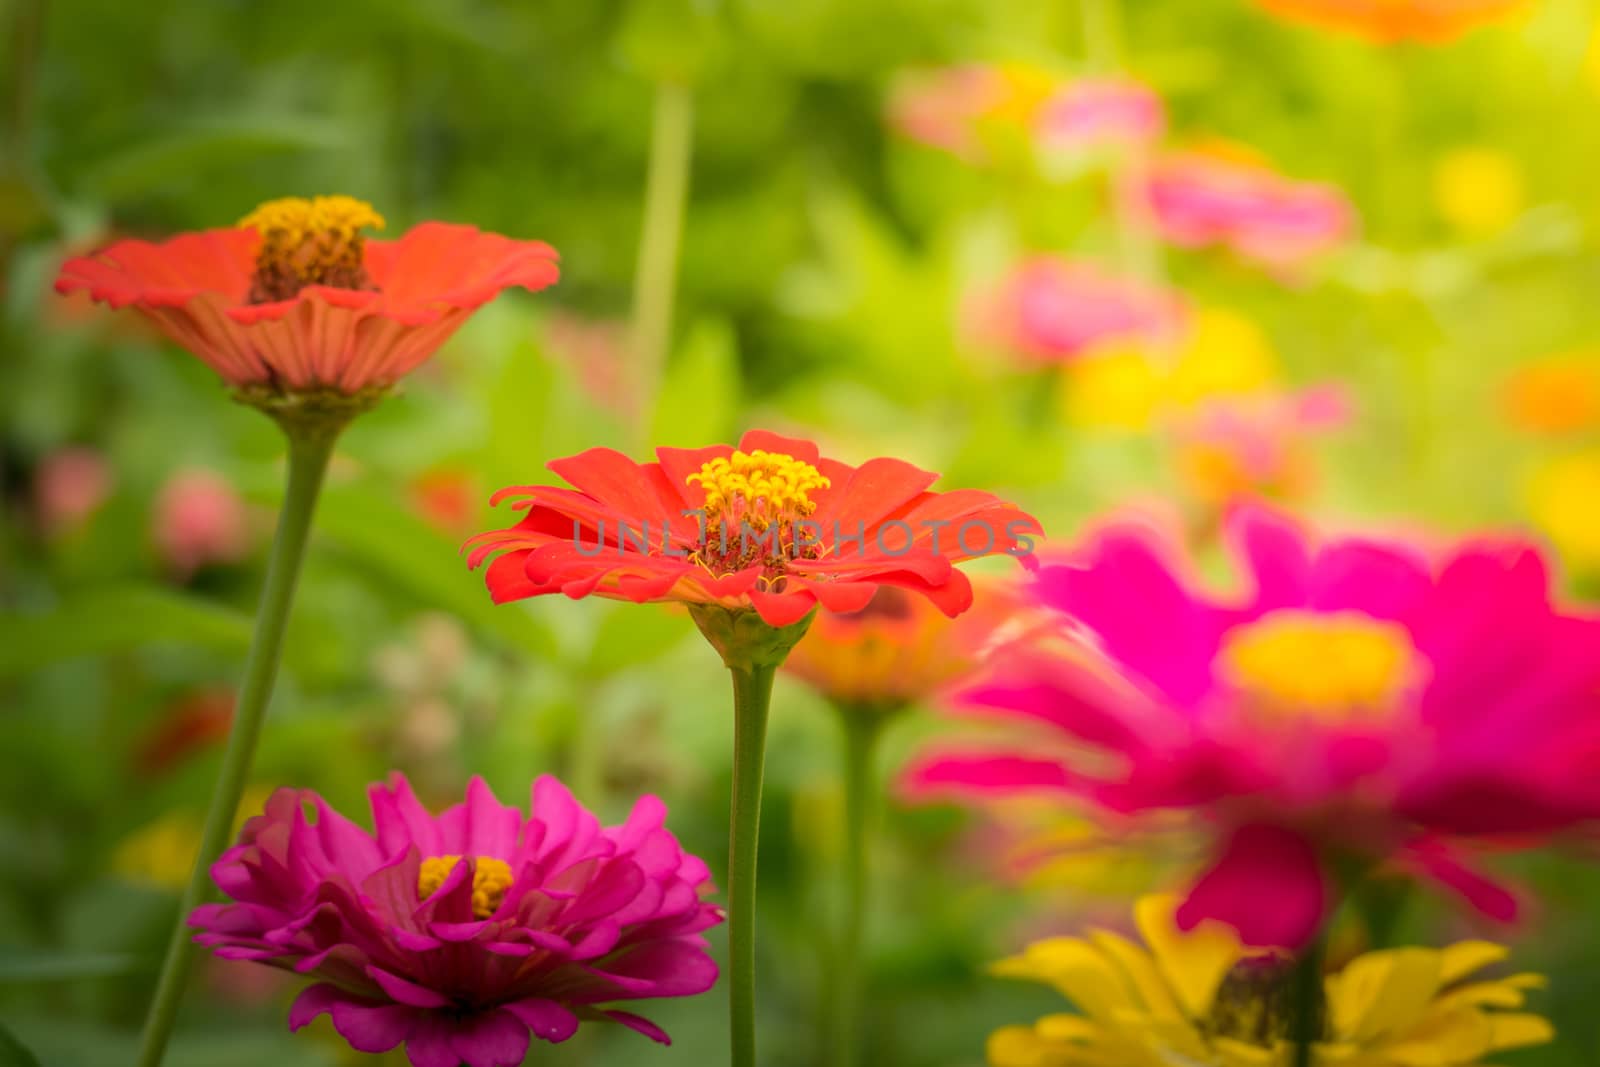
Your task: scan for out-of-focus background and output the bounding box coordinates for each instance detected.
[4,0,1600,1064]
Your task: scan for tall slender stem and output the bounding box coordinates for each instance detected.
[628,80,694,444]
[832,708,885,1067]
[726,662,776,1067]
[135,426,340,1067]
[1289,934,1326,1067]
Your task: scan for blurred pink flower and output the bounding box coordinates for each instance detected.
[888,65,1163,163]
[1144,146,1356,272]
[152,468,251,577]
[1168,383,1353,506]
[968,256,1186,367]
[191,774,722,1064]
[34,446,111,536]
[1035,77,1165,152]
[907,505,1600,948]
[543,312,635,418]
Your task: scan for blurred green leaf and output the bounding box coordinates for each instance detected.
[616,0,723,85]
[0,951,146,984]
[580,602,693,677]
[651,317,740,447]
[0,1023,41,1067]
[0,587,252,677]
[313,485,554,659]
[81,117,354,199]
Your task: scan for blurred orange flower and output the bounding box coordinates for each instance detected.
[1255,0,1529,43]
[56,195,559,400]
[1504,354,1600,436]
[782,581,1024,714]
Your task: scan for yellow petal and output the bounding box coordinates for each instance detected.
[1328,948,1443,1042]
[1487,1012,1555,1052]
[1437,941,1510,985]
[1432,978,1527,1013]
[1378,1008,1495,1065]
[1089,928,1184,1021]
[987,1025,1053,1067]
[1134,893,1243,1019]
[996,937,1138,1022]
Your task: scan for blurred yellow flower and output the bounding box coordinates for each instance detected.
[1065,308,1281,431]
[988,894,1551,1067]
[1527,450,1600,572]
[1504,354,1600,435]
[113,787,273,891]
[1433,147,1524,237]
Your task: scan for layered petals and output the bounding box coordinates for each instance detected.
[191,774,720,1064]
[909,502,1600,945]
[469,429,1042,628]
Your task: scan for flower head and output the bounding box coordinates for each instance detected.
[908,504,1600,946]
[54,196,558,410]
[1168,385,1352,507]
[1255,0,1529,43]
[153,467,253,578]
[968,257,1186,367]
[33,446,111,537]
[1144,145,1355,273]
[190,774,721,1066]
[989,894,1552,1066]
[468,429,1041,630]
[782,581,1024,714]
[1503,353,1600,436]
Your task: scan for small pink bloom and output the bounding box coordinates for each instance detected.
[191,774,722,1065]
[969,256,1186,366]
[34,446,111,536]
[1168,383,1353,505]
[1035,77,1165,152]
[907,504,1600,947]
[542,312,634,418]
[153,468,251,577]
[1144,147,1356,272]
[887,65,1014,160]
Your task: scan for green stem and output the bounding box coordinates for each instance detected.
[1289,934,1326,1067]
[135,426,340,1067]
[628,79,694,443]
[726,663,776,1067]
[832,708,885,1067]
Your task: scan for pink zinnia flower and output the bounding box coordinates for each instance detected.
[968,256,1186,367]
[1035,77,1165,152]
[1144,147,1355,272]
[33,446,111,536]
[907,505,1600,948]
[153,467,252,577]
[191,774,721,1066]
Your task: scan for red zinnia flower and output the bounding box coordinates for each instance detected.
[467,430,1042,628]
[55,195,559,399]
[1255,0,1528,43]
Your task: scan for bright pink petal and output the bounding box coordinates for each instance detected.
[1177,824,1328,948]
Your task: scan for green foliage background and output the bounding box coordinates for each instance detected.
[4,0,1600,1064]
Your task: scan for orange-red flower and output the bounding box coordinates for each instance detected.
[782,582,1025,712]
[55,195,559,397]
[1255,0,1527,43]
[468,430,1042,628]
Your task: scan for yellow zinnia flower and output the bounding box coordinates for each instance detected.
[987,894,1552,1067]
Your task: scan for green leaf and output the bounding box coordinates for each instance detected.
[0,1022,41,1067]
[0,587,253,678]
[82,117,353,199]
[580,602,694,677]
[313,485,554,659]
[651,317,740,447]
[0,951,147,984]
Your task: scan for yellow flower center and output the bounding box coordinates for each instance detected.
[1218,610,1417,722]
[239,195,385,303]
[416,854,514,920]
[684,449,831,583]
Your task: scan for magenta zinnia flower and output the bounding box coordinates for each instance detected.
[908,505,1600,948]
[191,774,721,1066]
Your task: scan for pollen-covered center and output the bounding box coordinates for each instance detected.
[1201,954,1324,1046]
[684,449,831,581]
[1219,609,1417,722]
[416,854,513,919]
[240,195,385,304]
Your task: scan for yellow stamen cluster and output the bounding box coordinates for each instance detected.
[686,450,830,532]
[1219,609,1416,722]
[239,195,385,303]
[416,854,514,920]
